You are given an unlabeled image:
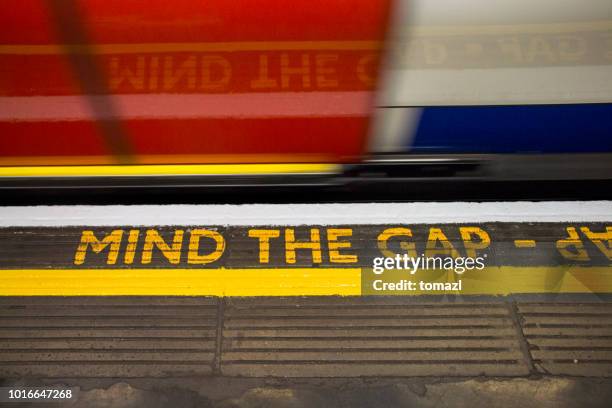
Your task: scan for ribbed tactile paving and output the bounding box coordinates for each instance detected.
[221,297,530,377]
[519,302,612,377]
[9,297,612,378]
[0,297,218,378]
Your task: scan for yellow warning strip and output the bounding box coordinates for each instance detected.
[363,266,612,296]
[0,41,380,55]
[0,163,339,178]
[0,268,361,296]
[1,266,612,296]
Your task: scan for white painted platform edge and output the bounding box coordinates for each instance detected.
[0,201,610,226]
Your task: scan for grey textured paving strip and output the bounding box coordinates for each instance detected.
[518,302,612,376]
[221,297,529,377]
[4,297,612,378]
[0,297,218,378]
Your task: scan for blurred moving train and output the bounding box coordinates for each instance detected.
[0,0,611,190]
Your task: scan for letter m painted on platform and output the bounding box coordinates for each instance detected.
[74,230,124,265]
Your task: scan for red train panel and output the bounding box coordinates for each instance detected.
[0,0,391,166]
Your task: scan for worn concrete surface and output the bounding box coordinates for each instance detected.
[2,377,612,408]
[3,297,612,379]
[2,295,612,407]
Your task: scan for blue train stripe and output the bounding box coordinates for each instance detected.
[408,104,612,154]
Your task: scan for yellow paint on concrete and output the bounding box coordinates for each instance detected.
[514,240,537,248]
[461,266,612,295]
[1,266,612,296]
[0,268,361,296]
[363,266,612,296]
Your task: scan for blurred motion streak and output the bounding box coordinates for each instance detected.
[0,0,391,169]
[43,0,133,164]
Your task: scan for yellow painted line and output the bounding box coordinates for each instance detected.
[514,240,536,248]
[0,41,380,55]
[412,20,612,36]
[0,163,340,178]
[2,266,612,296]
[460,266,612,295]
[0,268,361,296]
[363,266,612,296]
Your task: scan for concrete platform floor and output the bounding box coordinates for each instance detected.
[1,296,612,407]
